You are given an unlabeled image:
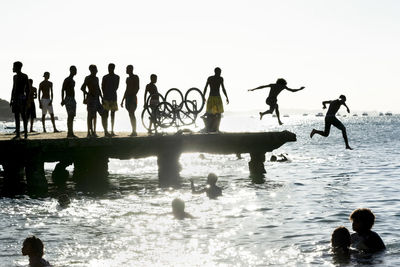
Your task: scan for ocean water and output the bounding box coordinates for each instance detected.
[1,113,400,266]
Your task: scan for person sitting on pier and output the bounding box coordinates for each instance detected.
[121,65,140,137]
[190,173,222,199]
[61,66,78,138]
[81,65,110,138]
[172,198,194,220]
[349,208,386,253]
[10,61,29,140]
[310,95,352,150]
[26,79,37,133]
[143,74,159,134]
[102,63,120,136]
[202,67,229,132]
[38,72,59,133]
[248,78,305,125]
[22,235,51,267]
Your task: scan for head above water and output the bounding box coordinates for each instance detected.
[214,67,221,76]
[331,226,351,249]
[13,61,23,72]
[276,78,287,86]
[270,155,277,162]
[350,208,375,232]
[172,198,185,213]
[22,236,44,257]
[207,173,218,185]
[339,95,346,102]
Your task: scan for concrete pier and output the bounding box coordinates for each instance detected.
[0,131,296,194]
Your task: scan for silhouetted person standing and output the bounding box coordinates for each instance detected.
[143,74,159,134]
[121,65,139,136]
[26,79,37,133]
[203,67,229,132]
[10,61,29,139]
[102,63,120,136]
[310,95,352,150]
[61,66,77,138]
[38,72,59,133]
[81,64,110,138]
[248,78,305,125]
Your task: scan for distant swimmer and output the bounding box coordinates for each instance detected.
[190,173,222,199]
[61,66,78,138]
[22,235,51,266]
[270,153,289,162]
[102,63,120,136]
[38,72,59,133]
[57,193,71,208]
[248,78,305,125]
[121,65,139,137]
[172,198,194,220]
[349,208,386,253]
[310,95,352,150]
[202,67,229,132]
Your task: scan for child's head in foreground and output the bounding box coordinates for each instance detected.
[331,226,351,249]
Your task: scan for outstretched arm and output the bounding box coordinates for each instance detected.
[322,100,332,109]
[286,86,305,92]
[190,179,206,194]
[248,84,270,91]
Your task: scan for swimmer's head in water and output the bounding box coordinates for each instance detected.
[207,173,218,185]
[172,198,185,213]
[331,226,351,248]
[58,194,70,207]
[270,155,277,162]
[22,236,44,257]
[350,208,375,232]
[339,95,346,102]
[276,78,287,86]
[214,67,221,76]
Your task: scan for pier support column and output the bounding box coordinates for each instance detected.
[73,153,109,191]
[1,161,25,196]
[249,152,266,176]
[157,150,182,187]
[25,157,48,195]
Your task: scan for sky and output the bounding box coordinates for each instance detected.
[1,0,399,114]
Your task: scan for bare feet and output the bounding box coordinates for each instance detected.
[54,129,60,133]
[278,121,283,125]
[259,112,263,120]
[310,129,316,138]
[12,135,21,140]
[346,146,353,150]
[129,132,137,137]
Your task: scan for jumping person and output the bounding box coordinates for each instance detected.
[61,66,78,138]
[203,67,229,132]
[38,72,59,133]
[121,65,139,136]
[143,74,159,134]
[26,79,37,133]
[248,78,305,125]
[102,63,120,136]
[10,61,29,139]
[81,65,110,138]
[310,95,352,150]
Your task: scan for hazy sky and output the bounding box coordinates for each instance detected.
[1,0,399,114]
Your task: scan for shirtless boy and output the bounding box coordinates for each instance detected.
[310,95,352,150]
[61,66,77,138]
[81,65,110,137]
[121,65,139,136]
[38,72,59,133]
[102,63,120,136]
[248,78,304,125]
